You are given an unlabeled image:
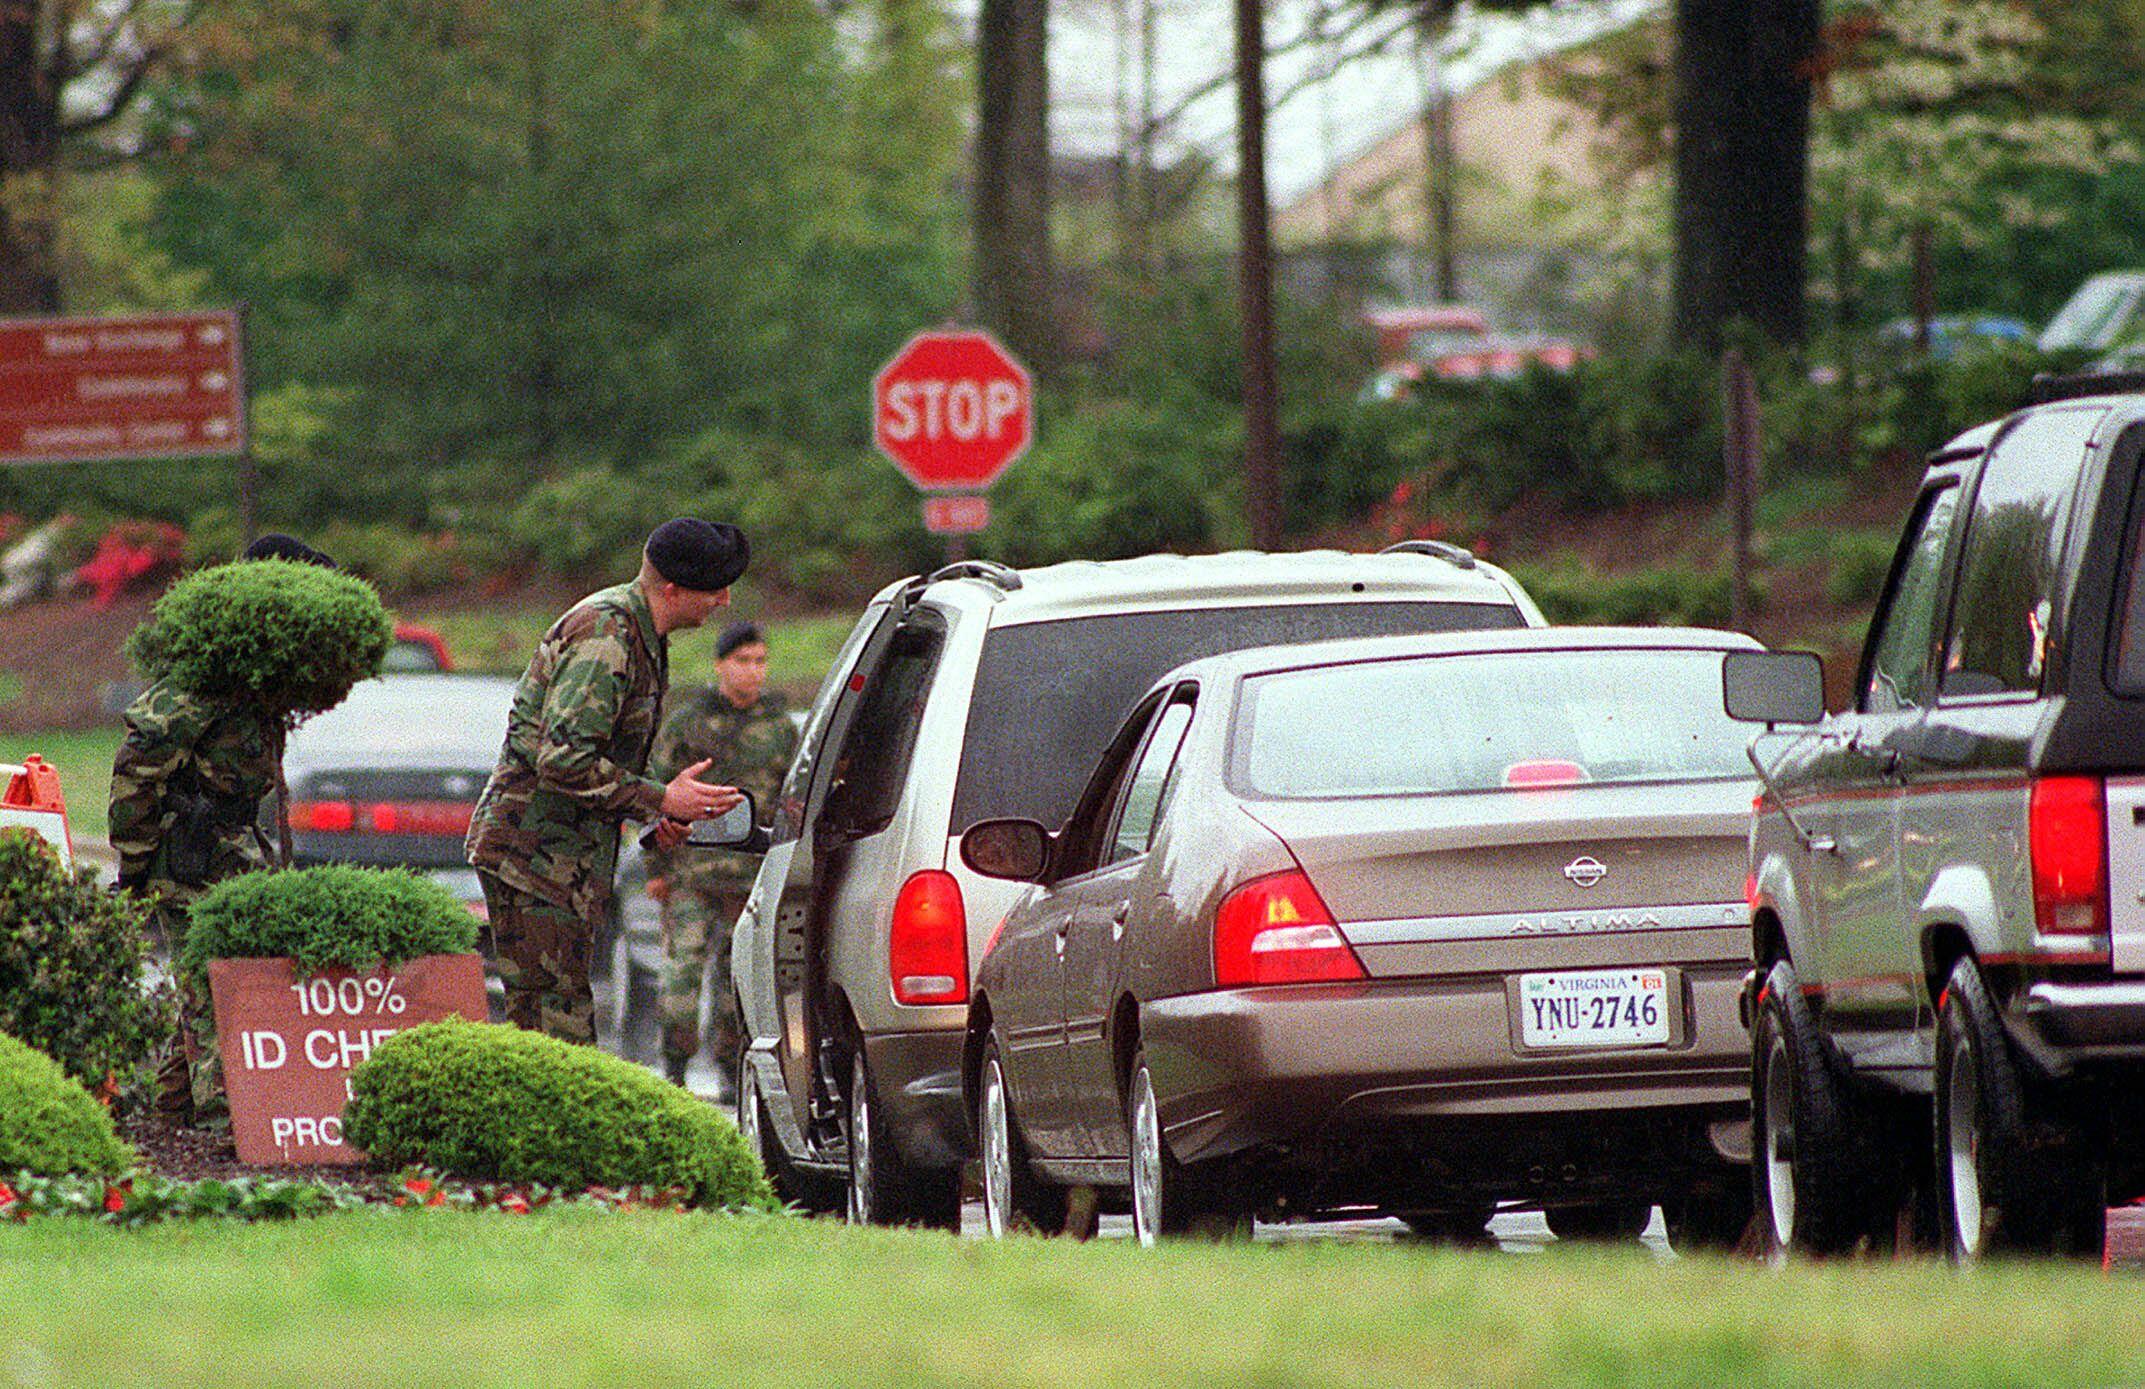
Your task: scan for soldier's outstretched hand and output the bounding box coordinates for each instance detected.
[662,759,742,821]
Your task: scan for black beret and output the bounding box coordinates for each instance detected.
[716,621,764,659]
[645,518,748,593]
[241,533,338,569]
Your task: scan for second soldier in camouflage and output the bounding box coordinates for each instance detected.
[646,621,798,1090]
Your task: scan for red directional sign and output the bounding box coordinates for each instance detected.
[0,310,247,465]
[872,329,1032,492]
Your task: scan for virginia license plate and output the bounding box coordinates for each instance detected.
[1518,968,1671,1049]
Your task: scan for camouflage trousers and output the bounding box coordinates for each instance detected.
[660,882,748,1069]
[479,872,597,1045]
[154,970,227,1126]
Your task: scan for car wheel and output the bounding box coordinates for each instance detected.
[976,1035,1069,1238]
[1933,958,2105,1262]
[1545,1200,1653,1243]
[1664,1177,1755,1255]
[736,1036,841,1215]
[1126,1048,1241,1245]
[1751,958,1885,1256]
[845,1046,961,1231]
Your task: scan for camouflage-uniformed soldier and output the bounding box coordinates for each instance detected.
[466,518,748,1045]
[108,532,337,1119]
[646,621,798,1088]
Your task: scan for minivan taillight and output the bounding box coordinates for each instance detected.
[2030,775,2108,935]
[890,870,968,1005]
[1213,869,1365,987]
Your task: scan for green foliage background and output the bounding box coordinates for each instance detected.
[343,1019,774,1209]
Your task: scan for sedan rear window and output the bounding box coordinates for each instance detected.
[950,601,1522,832]
[1232,648,1752,800]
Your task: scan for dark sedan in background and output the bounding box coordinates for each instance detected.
[963,628,1766,1247]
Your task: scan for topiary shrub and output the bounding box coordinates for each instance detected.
[0,1031,134,1177]
[178,865,480,999]
[0,831,172,1096]
[343,1019,773,1209]
[126,558,392,717]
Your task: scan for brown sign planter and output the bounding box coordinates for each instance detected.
[207,954,488,1166]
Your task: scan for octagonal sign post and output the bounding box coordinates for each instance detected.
[872,329,1033,493]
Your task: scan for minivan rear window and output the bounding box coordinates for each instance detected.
[950,601,1522,832]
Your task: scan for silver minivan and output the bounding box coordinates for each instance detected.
[729,546,1546,1225]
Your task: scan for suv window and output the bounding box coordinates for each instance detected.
[1863,486,1960,714]
[1106,698,1195,865]
[950,600,1523,833]
[1942,408,2103,698]
[820,621,944,839]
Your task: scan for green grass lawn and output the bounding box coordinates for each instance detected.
[1,1211,2140,1388]
[0,724,121,844]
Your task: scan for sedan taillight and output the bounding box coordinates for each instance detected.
[289,799,355,832]
[1214,869,1364,987]
[2030,775,2108,935]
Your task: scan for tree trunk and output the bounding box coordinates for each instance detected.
[1671,0,1817,349]
[0,7,64,315]
[1235,0,1279,548]
[974,0,1054,369]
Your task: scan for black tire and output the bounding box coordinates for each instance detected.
[1126,1047,1244,1244]
[1933,958,2105,1262]
[1751,958,1887,1255]
[736,1036,842,1215]
[975,1034,1070,1237]
[1545,1200,1653,1243]
[845,1045,961,1231]
[1664,1176,1755,1255]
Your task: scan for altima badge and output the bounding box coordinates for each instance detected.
[1563,856,1608,888]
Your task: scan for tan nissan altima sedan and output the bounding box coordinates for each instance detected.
[961,627,1765,1247]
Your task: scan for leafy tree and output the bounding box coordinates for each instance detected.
[139,0,965,525]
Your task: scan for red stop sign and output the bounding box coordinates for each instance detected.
[872,329,1032,491]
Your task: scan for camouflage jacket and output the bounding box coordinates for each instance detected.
[647,687,797,891]
[108,678,281,907]
[465,581,669,919]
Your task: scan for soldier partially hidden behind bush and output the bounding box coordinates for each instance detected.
[109,535,390,1120]
[646,621,797,1091]
[466,519,747,1047]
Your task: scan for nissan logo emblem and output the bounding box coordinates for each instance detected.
[1563,856,1607,889]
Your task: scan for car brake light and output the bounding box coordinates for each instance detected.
[363,801,475,837]
[1213,869,1364,987]
[890,870,967,1005]
[2030,775,2108,935]
[1504,759,1586,788]
[290,799,355,832]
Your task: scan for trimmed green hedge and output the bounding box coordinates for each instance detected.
[127,558,392,716]
[0,831,171,1094]
[0,1032,134,1177]
[179,865,478,987]
[343,1019,773,1210]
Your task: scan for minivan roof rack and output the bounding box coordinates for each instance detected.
[2028,371,2145,406]
[1378,539,1477,570]
[926,559,1024,592]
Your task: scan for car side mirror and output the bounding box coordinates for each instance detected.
[1723,650,1825,726]
[687,792,760,849]
[960,818,1051,881]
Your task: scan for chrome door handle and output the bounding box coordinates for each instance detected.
[1111,905,1129,941]
[1054,922,1069,959]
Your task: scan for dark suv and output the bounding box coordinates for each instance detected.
[1728,377,2145,1261]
